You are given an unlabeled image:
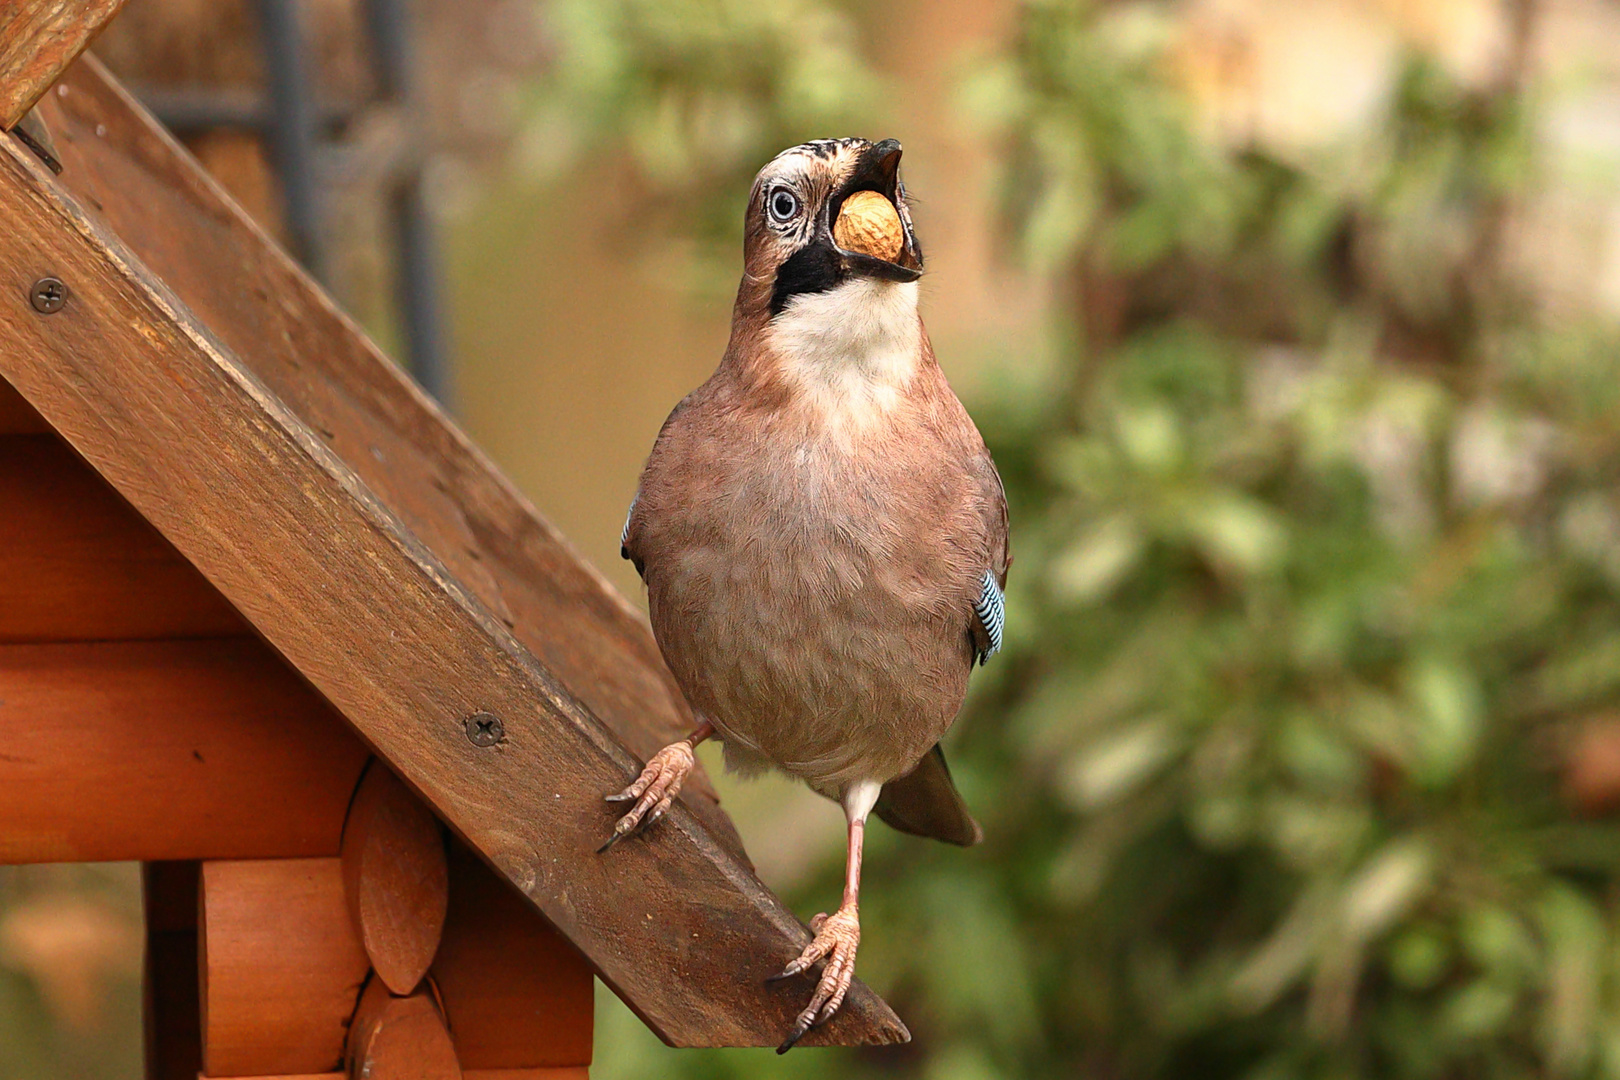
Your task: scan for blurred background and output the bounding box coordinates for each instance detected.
[8,0,1620,1076]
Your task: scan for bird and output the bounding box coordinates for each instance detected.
[604,137,1010,1052]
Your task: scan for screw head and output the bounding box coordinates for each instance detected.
[465,711,503,747]
[29,277,65,314]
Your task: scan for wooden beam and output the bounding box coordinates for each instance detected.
[200,859,371,1077]
[346,978,461,1080]
[0,639,369,862]
[0,434,247,642]
[341,760,449,995]
[0,59,907,1048]
[463,1073,590,1080]
[433,842,592,1070]
[0,373,48,432]
[0,0,125,129]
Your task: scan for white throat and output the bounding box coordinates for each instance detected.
[765,278,921,434]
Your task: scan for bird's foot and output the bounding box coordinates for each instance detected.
[598,739,697,852]
[770,905,861,1053]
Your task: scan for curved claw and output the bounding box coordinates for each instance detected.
[770,906,860,1052]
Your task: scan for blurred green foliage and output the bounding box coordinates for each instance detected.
[554,1,1620,1077]
[532,0,881,289]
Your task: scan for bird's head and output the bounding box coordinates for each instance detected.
[736,138,923,323]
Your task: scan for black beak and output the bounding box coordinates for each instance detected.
[826,139,922,282]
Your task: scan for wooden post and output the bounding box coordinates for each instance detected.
[200,858,371,1076]
[0,0,126,128]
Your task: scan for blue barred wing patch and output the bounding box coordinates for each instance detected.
[620,494,637,558]
[973,569,1005,666]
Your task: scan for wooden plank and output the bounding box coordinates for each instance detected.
[34,57,740,850]
[145,862,202,1080]
[0,639,369,862]
[0,434,247,641]
[200,858,371,1077]
[0,372,48,431]
[346,978,461,1080]
[433,842,592,1069]
[463,1073,589,1080]
[0,58,908,1049]
[341,760,449,995]
[0,0,125,128]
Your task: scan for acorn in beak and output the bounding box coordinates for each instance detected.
[826,139,922,282]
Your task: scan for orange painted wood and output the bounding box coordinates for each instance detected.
[341,761,449,995]
[0,374,48,432]
[0,434,246,642]
[434,843,593,1069]
[346,977,461,1080]
[200,1075,342,1080]
[145,863,202,1080]
[463,1072,590,1080]
[0,58,906,1048]
[0,0,125,128]
[200,858,371,1077]
[0,639,369,862]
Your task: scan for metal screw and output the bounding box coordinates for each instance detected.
[465,711,503,747]
[29,277,65,314]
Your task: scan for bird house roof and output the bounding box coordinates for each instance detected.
[0,10,906,1051]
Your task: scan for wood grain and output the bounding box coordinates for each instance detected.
[433,842,593,1069]
[0,373,48,432]
[0,58,907,1048]
[0,0,126,128]
[0,639,369,862]
[0,434,246,641]
[347,978,462,1080]
[200,858,371,1076]
[341,760,449,995]
[144,862,202,1080]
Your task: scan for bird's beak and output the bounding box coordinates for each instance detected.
[826,139,923,283]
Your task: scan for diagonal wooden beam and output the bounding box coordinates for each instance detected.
[0,0,125,129]
[0,57,909,1050]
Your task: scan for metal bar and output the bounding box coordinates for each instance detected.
[363,0,452,406]
[132,86,269,133]
[255,0,326,282]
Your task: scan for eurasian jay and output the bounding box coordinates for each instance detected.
[606,137,1010,1051]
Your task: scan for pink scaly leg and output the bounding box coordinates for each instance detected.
[772,778,881,1052]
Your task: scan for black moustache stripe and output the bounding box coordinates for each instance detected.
[769,240,845,317]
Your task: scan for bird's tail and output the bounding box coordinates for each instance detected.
[874,744,982,846]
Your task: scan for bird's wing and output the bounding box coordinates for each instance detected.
[969,451,1011,666]
[874,744,982,846]
[619,493,644,577]
[621,396,697,579]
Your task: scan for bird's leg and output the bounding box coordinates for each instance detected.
[772,779,881,1053]
[598,719,715,852]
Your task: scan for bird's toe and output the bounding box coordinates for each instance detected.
[598,740,698,852]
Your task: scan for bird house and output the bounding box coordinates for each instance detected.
[0,4,908,1076]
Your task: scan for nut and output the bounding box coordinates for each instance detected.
[833,190,904,262]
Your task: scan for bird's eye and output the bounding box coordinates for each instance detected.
[768,187,801,224]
